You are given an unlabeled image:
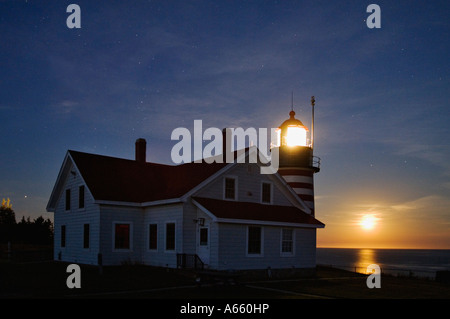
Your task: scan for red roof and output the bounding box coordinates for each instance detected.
[65,150,324,226]
[69,150,227,203]
[193,197,324,227]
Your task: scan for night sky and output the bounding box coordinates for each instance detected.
[1,0,449,248]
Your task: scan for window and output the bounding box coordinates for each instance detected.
[281,229,294,255]
[83,224,90,249]
[79,185,85,209]
[224,177,236,200]
[149,224,158,250]
[65,189,71,211]
[199,228,208,246]
[247,226,262,255]
[166,223,175,251]
[114,224,130,249]
[61,225,66,248]
[261,182,271,203]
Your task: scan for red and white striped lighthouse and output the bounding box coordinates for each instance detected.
[273,97,320,215]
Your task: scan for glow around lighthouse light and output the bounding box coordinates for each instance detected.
[273,110,310,148]
[286,126,308,147]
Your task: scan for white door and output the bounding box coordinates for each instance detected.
[197,225,210,265]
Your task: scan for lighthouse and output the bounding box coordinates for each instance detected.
[272,96,320,216]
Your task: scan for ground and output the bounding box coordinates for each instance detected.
[1,261,449,299]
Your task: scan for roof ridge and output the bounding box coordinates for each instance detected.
[68,149,175,168]
[66,150,228,203]
[69,145,253,168]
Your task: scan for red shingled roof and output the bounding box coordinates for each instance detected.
[65,150,324,226]
[69,150,228,203]
[193,197,324,226]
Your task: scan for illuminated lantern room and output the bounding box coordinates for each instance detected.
[272,101,320,173]
[275,110,309,147]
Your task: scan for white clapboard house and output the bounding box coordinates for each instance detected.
[46,138,324,270]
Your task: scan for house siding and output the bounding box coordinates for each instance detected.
[209,220,220,268]
[53,161,100,265]
[216,223,316,270]
[182,201,197,255]
[142,203,184,268]
[195,163,293,206]
[99,205,144,265]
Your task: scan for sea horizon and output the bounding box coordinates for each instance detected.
[316,247,450,278]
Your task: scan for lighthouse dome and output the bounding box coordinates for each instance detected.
[278,110,308,131]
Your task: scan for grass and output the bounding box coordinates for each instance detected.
[1,261,449,299]
[253,273,450,299]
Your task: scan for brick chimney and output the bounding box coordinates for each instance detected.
[135,138,146,162]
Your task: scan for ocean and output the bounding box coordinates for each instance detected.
[316,248,450,278]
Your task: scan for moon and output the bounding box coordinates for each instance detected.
[360,215,377,230]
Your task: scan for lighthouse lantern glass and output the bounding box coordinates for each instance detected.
[286,126,307,147]
[274,128,281,147]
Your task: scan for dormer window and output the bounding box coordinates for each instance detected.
[65,189,71,211]
[261,182,272,204]
[78,185,85,209]
[224,177,237,200]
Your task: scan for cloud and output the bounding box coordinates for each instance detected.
[394,142,450,176]
[392,195,450,218]
[344,196,450,232]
